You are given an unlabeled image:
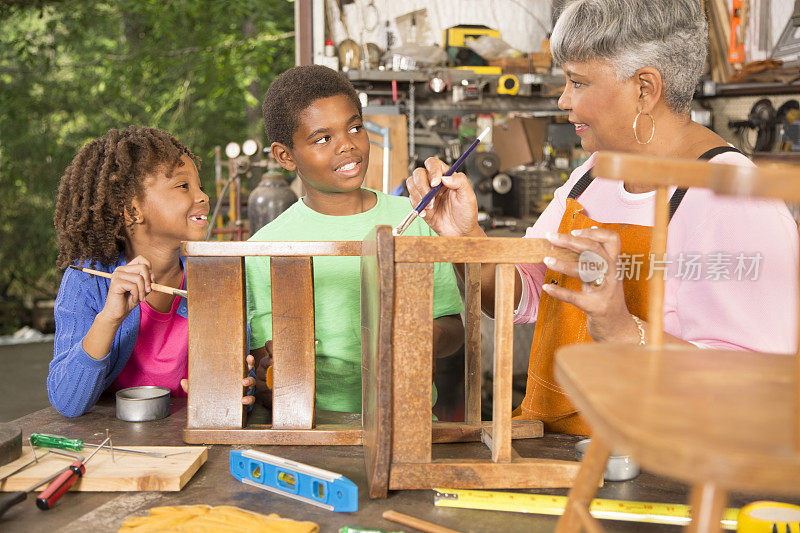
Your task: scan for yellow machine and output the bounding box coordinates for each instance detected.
[443,25,500,47]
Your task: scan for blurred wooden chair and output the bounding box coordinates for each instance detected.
[362,225,584,498]
[554,152,800,533]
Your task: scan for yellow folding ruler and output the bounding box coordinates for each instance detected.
[433,488,739,529]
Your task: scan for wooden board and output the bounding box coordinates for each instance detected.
[182,419,542,446]
[388,458,585,490]
[392,262,433,465]
[0,446,207,492]
[182,240,361,257]
[271,256,316,430]
[394,237,577,264]
[186,257,247,430]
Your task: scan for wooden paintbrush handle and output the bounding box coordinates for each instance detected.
[71,266,187,298]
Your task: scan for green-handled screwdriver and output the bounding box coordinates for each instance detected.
[30,434,83,451]
[29,433,185,459]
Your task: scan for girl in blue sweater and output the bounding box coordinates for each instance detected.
[49,126,254,417]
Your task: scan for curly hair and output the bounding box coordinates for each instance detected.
[54,126,198,269]
[262,64,362,148]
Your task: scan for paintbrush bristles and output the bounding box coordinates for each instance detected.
[68,265,188,298]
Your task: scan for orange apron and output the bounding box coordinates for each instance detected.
[512,196,652,435]
[513,146,740,434]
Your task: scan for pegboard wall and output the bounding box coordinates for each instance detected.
[698,94,799,152]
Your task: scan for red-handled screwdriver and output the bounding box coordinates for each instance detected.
[0,466,70,518]
[35,436,109,511]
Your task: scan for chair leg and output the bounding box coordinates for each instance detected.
[686,482,727,533]
[555,436,610,533]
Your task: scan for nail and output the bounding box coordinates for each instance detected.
[543,256,556,267]
[571,229,582,236]
[545,232,557,242]
[542,283,553,292]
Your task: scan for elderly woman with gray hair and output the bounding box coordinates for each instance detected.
[406,0,798,434]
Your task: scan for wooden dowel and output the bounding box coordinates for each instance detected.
[647,186,668,347]
[69,265,188,298]
[572,500,605,533]
[382,510,462,533]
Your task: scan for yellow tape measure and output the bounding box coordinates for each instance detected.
[737,501,800,533]
[433,488,739,529]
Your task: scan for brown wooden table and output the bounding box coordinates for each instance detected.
[1,398,793,533]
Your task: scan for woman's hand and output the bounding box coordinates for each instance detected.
[98,255,154,325]
[405,157,480,237]
[540,228,641,343]
[179,353,256,406]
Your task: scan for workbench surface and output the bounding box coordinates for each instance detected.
[1,399,793,532]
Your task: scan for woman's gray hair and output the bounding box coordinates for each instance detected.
[551,0,707,114]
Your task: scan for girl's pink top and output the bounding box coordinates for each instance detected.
[112,274,188,396]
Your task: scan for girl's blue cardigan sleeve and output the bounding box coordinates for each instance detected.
[47,255,142,417]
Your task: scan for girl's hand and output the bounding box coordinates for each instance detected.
[180,353,256,405]
[405,157,480,237]
[98,255,154,324]
[254,341,273,408]
[540,228,641,344]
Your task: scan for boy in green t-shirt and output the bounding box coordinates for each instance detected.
[248,65,464,413]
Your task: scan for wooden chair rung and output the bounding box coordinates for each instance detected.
[464,262,482,426]
[186,256,247,430]
[271,256,316,429]
[391,262,433,464]
[491,264,515,463]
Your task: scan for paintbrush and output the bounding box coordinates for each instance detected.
[392,127,491,236]
[68,265,188,298]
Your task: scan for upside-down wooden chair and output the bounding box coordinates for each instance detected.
[362,225,587,498]
[180,237,547,443]
[554,152,800,533]
[182,239,363,445]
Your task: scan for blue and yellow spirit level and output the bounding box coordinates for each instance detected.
[230,449,358,512]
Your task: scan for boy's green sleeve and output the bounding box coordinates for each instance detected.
[432,261,464,318]
[245,256,273,350]
[418,221,464,318]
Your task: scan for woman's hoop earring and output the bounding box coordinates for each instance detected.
[633,111,655,145]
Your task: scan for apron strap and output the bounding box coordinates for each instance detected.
[670,146,743,220]
[568,146,745,220]
[567,168,594,200]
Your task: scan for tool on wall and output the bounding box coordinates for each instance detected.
[728,0,747,64]
[728,98,777,154]
[778,99,800,150]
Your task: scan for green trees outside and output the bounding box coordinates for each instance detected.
[0,0,295,333]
